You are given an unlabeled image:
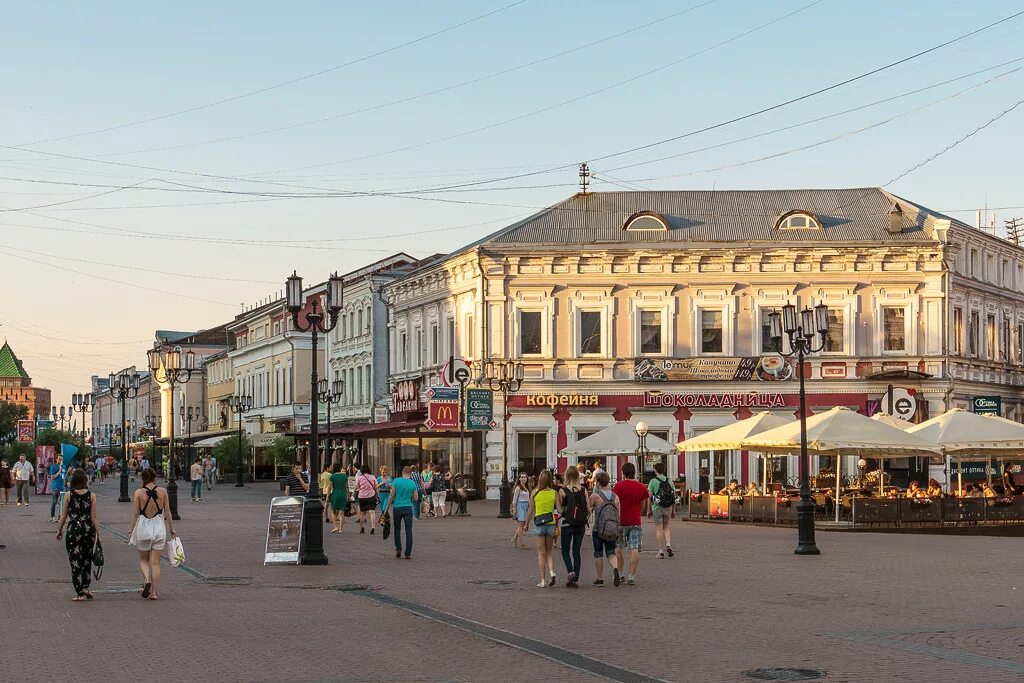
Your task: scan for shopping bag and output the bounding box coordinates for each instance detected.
[166,537,185,567]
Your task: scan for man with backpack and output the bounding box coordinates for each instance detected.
[556,467,590,588]
[612,462,649,586]
[589,471,621,586]
[647,462,676,559]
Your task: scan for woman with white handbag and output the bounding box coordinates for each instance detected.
[128,467,176,601]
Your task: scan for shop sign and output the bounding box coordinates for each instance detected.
[466,388,495,430]
[426,401,460,431]
[973,396,1001,415]
[949,461,998,479]
[644,392,786,409]
[36,419,55,430]
[442,357,473,388]
[879,387,916,421]
[373,406,389,424]
[633,356,794,382]
[390,379,421,413]
[426,386,460,402]
[264,496,305,565]
[17,419,35,443]
[525,393,598,407]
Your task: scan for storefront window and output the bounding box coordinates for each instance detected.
[640,310,662,354]
[520,311,542,355]
[701,310,723,354]
[516,432,547,476]
[882,307,906,352]
[642,429,670,480]
[421,436,474,485]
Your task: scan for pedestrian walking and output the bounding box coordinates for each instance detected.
[128,468,175,601]
[319,462,333,523]
[647,462,676,558]
[510,472,530,549]
[189,457,204,502]
[55,469,100,601]
[49,454,66,522]
[377,465,393,514]
[557,467,590,588]
[421,462,434,516]
[355,464,379,534]
[526,469,557,588]
[85,458,96,485]
[589,471,621,586]
[284,462,310,497]
[430,464,449,518]
[0,459,12,505]
[328,463,349,533]
[612,462,649,586]
[384,466,419,559]
[202,455,214,490]
[408,464,424,519]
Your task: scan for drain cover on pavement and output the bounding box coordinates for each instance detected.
[744,669,824,681]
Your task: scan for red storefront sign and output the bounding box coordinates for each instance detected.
[643,392,786,409]
[426,401,459,431]
[391,379,421,413]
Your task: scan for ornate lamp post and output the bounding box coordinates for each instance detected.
[634,421,649,473]
[147,345,195,522]
[768,302,829,556]
[318,378,344,467]
[181,406,203,481]
[285,270,343,566]
[71,393,93,444]
[108,370,140,503]
[227,394,253,486]
[482,359,524,519]
[51,405,73,431]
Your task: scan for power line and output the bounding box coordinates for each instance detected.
[0,319,150,346]
[21,0,532,146]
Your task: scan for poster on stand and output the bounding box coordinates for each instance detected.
[264,496,305,565]
[708,494,730,519]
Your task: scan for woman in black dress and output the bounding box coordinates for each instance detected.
[55,469,100,601]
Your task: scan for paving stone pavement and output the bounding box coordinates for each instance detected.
[2,480,1023,683]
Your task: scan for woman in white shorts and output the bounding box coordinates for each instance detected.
[430,465,448,518]
[128,467,176,600]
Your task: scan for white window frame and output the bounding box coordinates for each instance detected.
[628,289,674,357]
[690,289,735,357]
[812,290,857,357]
[876,303,913,355]
[568,289,614,359]
[511,288,555,359]
[516,310,547,357]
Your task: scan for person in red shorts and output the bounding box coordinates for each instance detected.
[612,462,650,586]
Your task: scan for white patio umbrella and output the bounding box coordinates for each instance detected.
[560,422,675,468]
[742,406,939,522]
[906,408,1024,492]
[870,412,912,430]
[676,411,793,488]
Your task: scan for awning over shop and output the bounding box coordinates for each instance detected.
[193,434,231,447]
[561,422,675,458]
[291,418,423,438]
[252,433,282,447]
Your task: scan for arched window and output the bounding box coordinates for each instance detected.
[775,211,822,230]
[623,211,669,232]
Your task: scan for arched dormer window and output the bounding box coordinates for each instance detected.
[623,211,669,232]
[776,210,822,231]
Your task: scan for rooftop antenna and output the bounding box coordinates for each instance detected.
[578,162,590,194]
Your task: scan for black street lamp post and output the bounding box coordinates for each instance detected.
[71,393,93,446]
[768,302,829,556]
[181,406,202,486]
[286,269,343,566]
[634,421,649,472]
[147,345,196,522]
[108,370,140,503]
[482,359,524,519]
[51,405,72,431]
[227,394,253,486]
[317,378,344,468]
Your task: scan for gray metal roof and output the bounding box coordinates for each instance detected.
[484,188,960,246]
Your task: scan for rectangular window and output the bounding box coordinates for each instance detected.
[579,311,603,355]
[825,309,844,353]
[969,311,979,356]
[640,310,663,354]
[987,315,996,359]
[400,332,409,370]
[953,308,963,355]
[1003,318,1011,361]
[447,318,455,358]
[1018,323,1024,364]
[970,249,978,277]
[430,323,439,364]
[520,311,542,355]
[882,307,906,352]
[416,328,424,367]
[516,432,548,477]
[465,315,475,357]
[760,309,781,353]
[701,310,723,354]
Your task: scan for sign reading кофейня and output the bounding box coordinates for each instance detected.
[633,356,795,382]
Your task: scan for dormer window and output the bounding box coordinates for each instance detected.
[624,211,669,232]
[776,210,822,231]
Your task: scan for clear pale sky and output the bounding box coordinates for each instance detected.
[2,0,1023,403]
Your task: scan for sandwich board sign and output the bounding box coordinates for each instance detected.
[264,496,305,565]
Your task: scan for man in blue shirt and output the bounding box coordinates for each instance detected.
[385,466,420,559]
[48,455,65,523]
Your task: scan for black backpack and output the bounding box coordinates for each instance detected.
[654,476,675,508]
[562,487,588,527]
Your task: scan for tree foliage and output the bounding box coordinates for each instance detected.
[0,400,29,444]
[211,431,251,472]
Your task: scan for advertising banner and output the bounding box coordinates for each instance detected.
[972,396,1001,415]
[426,401,460,431]
[264,496,305,565]
[633,356,794,382]
[390,379,421,413]
[466,388,494,430]
[426,386,460,402]
[708,494,730,519]
[34,445,56,495]
[17,419,34,443]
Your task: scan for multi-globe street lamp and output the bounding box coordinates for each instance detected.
[768,302,830,556]
[71,393,93,444]
[227,394,254,487]
[285,270,343,566]
[181,406,203,479]
[108,370,140,503]
[482,359,524,520]
[147,345,196,522]
[317,378,344,467]
[51,405,73,431]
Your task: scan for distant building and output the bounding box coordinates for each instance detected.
[0,340,51,422]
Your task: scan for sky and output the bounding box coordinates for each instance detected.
[2,0,1023,403]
